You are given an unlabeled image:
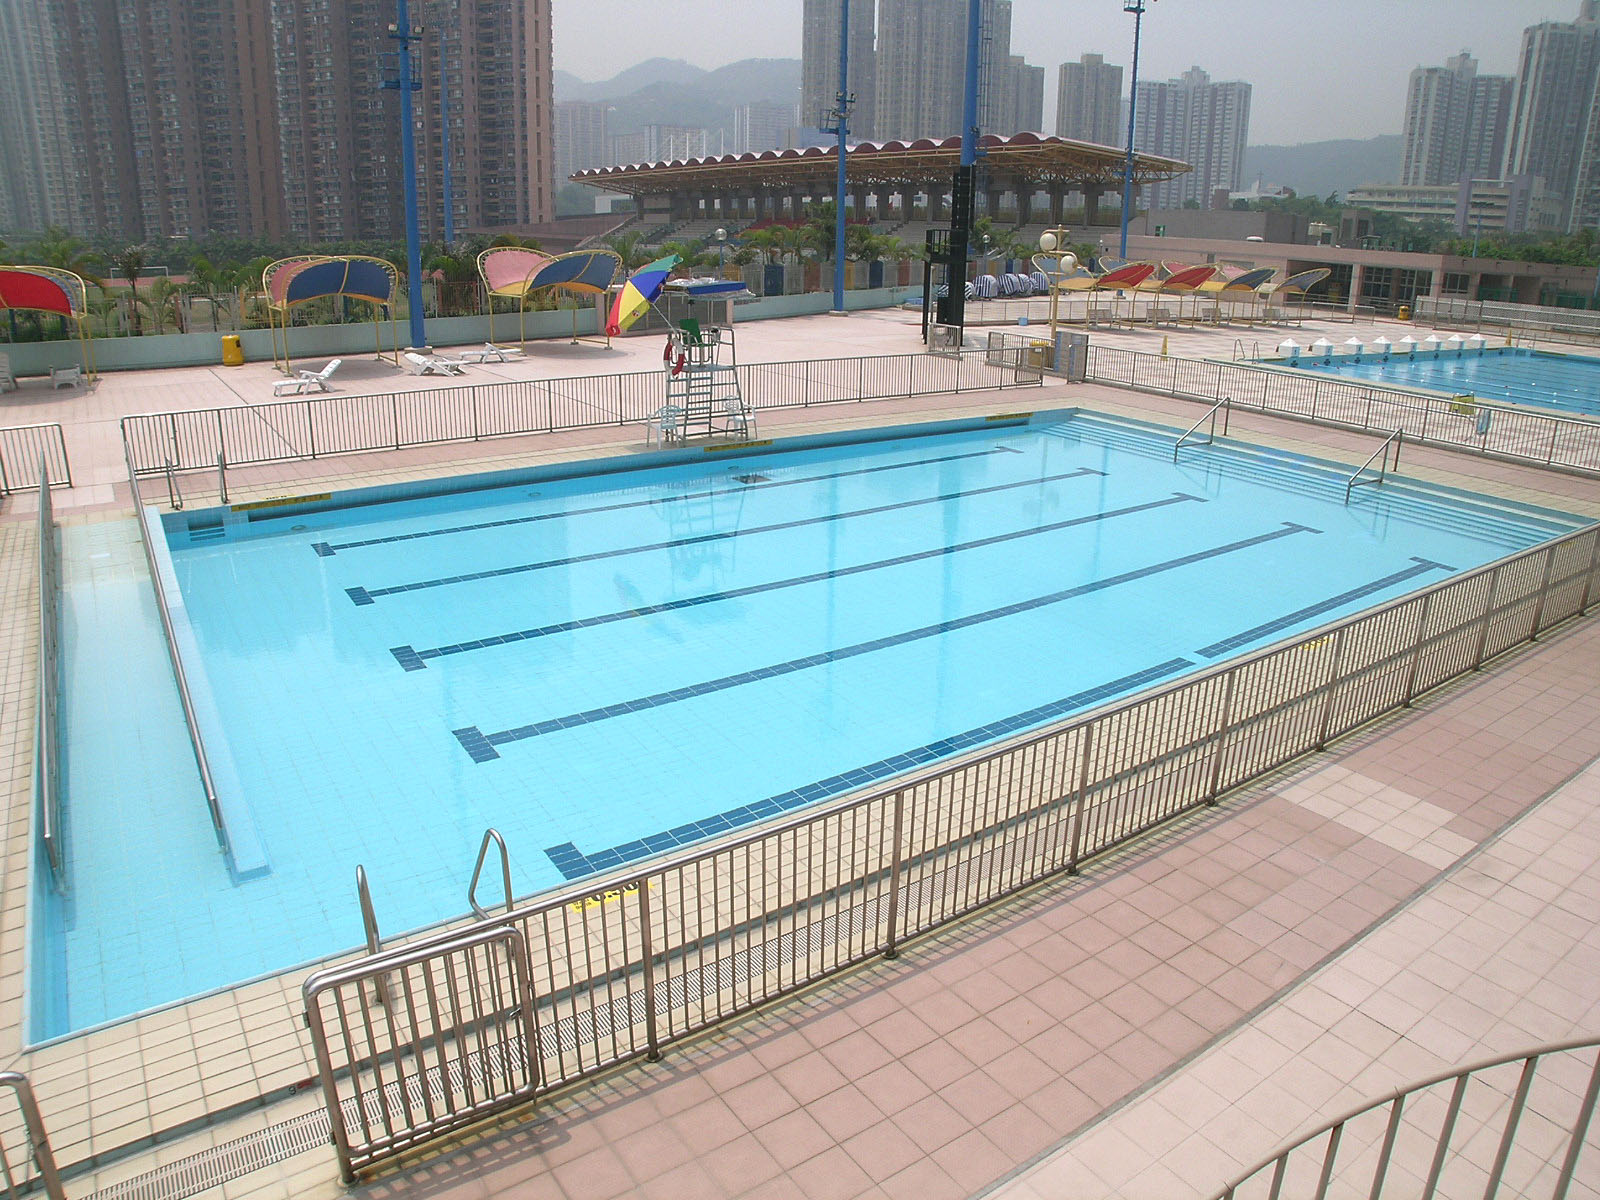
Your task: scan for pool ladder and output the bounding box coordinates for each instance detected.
[469,828,515,918]
[1174,396,1231,461]
[1345,428,1403,503]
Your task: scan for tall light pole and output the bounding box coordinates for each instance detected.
[1119,0,1154,262]
[386,0,427,350]
[826,0,853,313]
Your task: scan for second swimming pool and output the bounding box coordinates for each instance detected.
[40,410,1581,1035]
[1279,346,1600,419]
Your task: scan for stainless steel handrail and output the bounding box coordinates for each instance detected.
[217,452,228,504]
[0,1071,66,1200]
[36,457,64,891]
[1344,428,1402,503]
[468,828,513,919]
[356,865,381,957]
[1173,396,1231,461]
[163,457,182,510]
[1212,1035,1600,1200]
[121,432,225,841]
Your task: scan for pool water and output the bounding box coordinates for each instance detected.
[1281,346,1600,419]
[39,412,1580,1036]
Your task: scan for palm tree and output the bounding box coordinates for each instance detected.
[29,227,105,285]
[141,277,183,335]
[602,231,651,271]
[114,244,148,335]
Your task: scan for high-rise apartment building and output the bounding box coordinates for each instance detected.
[1133,66,1251,210]
[0,0,552,243]
[556,101,608,183]
[1400,53,1512,188]
[734,103,797,153]
[1006,58,1045,135]
[800,0,876,141]
[876,0,1034,139]
[1511,2,1600,230]
[1056,53,1122,146]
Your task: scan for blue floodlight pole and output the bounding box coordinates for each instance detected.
[1119,0,1150,261]
[961,0,980,168]
[390,0,427,350]
[440,28,456,245]
[831,0,851,313]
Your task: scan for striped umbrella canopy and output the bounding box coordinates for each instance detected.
[606,255,680,336]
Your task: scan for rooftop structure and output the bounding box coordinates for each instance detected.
[574,132,1191,227]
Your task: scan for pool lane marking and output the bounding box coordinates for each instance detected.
[346,466,1105,606]
[453,521,1316,763]
[312,447,1011,558]
[1194,556,1454,659]
[392,491,1205,670]
[541,655,1195,880]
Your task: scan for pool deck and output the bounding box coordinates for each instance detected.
[1,307,1597,1199]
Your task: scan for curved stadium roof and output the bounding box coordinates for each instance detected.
[574,133,1191,196]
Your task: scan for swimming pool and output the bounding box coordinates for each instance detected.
[1277,346,1600,419]
[39,411,1582,1036]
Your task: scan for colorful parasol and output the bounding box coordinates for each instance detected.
[606,255,680,336]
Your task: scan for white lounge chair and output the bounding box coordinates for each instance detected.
[404,351,467,376]
[458,342,524,364]
[0,353,14,393]
[272,358,342,395]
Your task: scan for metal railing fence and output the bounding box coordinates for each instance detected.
[1213,1036,1600,1200]
[0,1073,66,1200]
[1416,295,1600,343]
[1084,345,1600,475]
[35,461,63,890]
[0,424,71,493]
[304,512,1600,1181]
[122,349,1042,482]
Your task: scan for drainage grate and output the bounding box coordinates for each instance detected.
[87,1109,331,1200]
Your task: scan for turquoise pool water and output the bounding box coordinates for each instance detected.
[38,412,1580,1036]
[1283,346,1600,419]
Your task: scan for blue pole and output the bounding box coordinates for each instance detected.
[832,0,849,312]
[393,0,427,349]
[1119,1,1145,261]
[961,0,980,167]
[440,28,456,246]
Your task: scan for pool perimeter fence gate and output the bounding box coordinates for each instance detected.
[301,509,1600,1181]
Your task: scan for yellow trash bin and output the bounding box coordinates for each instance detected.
[1397,304,1411,321]
[220,334,244,366]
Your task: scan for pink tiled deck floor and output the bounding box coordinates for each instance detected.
[128,601,1599,1200]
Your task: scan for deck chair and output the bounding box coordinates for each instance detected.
[458,342,525,364]
[403,351,466,376]
[272,358,342,395]
[648,404,684,449]
[0,353,14,393]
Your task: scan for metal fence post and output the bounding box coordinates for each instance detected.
[1529,545,1558,640]
[1403,591,1435,706]
[1579,530,1600,615]
[636,877,661,1062]
[306,400,318,459]
[1066,725,1095,873]
[471,386,481,441]
[883,789,906,959]
[1316,626,1350,749]
[1204,671,1238,803]
[1473,565,1502,669]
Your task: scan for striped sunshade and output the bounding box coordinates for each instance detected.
[0,267,77,317]
[479,248,621,299]
[264,256,397,309]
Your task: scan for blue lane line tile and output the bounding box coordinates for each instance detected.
[391,646,426,672]
[465,522,1311,761]
[396,491,1202,670]
[347,466,1106,605]
[541,655,1195,881]
[1195,555,1451,659]
[452,727,499,763]
[314,447,1008,557]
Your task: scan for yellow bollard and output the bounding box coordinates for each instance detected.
[1160,335,1169,358]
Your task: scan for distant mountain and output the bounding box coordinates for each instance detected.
[1241,135,1404,200]
[555,58,800,107]
[555,58,711,103]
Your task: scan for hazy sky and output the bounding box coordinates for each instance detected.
[554,0,1572,144]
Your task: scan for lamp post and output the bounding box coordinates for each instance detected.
[1119,0,1155,263]
[386,0,427,351]
[715,227,727,275]
[1038,227,1078,346]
